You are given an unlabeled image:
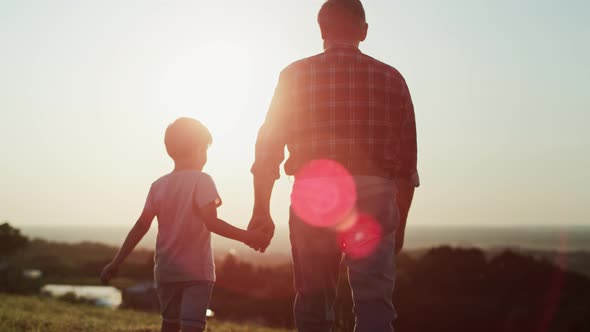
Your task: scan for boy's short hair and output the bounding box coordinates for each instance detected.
[318,0,366,40]
[164,117,212,160]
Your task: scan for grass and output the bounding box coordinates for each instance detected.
[0,294,291,332]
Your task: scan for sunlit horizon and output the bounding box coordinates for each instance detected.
[1,0,589,233]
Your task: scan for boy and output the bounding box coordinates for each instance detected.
[100,117,270,332]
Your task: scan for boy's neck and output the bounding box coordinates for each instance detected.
[173,159,203,172]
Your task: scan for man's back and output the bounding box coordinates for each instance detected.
[252,45,417,182]
[249,2,418,331]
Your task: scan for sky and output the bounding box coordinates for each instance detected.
[1,0,589,232]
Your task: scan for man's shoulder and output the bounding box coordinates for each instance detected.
[280,52,325,75]
[281,51,407,82]
[361,53,407,81]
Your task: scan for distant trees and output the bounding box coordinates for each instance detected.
[0,222,29,258]
[1,225,589,332]
[0,222,38,294]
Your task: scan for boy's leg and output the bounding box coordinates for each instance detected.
[290,208,342,332]
[157,283,182,332]
[179,281,214,332]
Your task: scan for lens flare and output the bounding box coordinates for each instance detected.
[291,159,357,228]
[338,213,382,259]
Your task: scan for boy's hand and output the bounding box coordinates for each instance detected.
[247,214,275,253]
[245,229,272,252]
[100,262,119,285]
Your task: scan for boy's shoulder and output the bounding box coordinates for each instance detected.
[150,170,214,188]
[152,170,200,187]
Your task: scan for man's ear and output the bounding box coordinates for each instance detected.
[320,26,328,41]
[359,23,368,42]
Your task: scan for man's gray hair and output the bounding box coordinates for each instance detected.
[318,0,366,39]
[318,0,366,24]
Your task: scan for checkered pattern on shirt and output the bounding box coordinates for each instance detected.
[251,46,418,185]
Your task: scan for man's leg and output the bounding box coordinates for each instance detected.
[290,208,342,332]
[344,177,398,332]
[161,321,181,332]
[346,234,396,332]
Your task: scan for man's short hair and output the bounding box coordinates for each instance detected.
[164,117,212,161]
[318,0,366,40]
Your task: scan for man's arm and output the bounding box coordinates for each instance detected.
[394,177,416,254]
[247,175,276,252]
[100,209,154,283]
[394,77,419,254]
[249,70,292,251]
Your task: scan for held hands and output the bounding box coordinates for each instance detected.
[245,229,273,252]
[247,214,275,253]
[99,261,119,285]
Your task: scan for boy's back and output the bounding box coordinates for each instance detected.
[101,117,270,332]
[145,170,221,283]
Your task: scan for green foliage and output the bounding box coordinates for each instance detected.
[0,294,292,332]
[3,232,590,332]
[0,222,28,258]
[6,239,154,285]
[56,291,97,306]
[0,267,42,294]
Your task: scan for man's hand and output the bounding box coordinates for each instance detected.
[394,176,415,255]
[395,227,405,254]
[100,262,119,285]
[244,229,273,251]
[247,214,275,253]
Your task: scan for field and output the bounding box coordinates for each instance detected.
[0,294,290,332]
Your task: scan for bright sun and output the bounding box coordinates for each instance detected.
[156,39,288,165]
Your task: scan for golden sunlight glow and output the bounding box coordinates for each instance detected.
[156,39,289,163]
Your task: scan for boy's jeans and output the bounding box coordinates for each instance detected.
[290,175,399,332]
[156,280,213,330]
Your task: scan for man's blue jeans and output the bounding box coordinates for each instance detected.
[290,176,399,332]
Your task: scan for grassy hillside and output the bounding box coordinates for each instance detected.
[0,294,291,332]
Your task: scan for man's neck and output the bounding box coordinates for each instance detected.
[323,40,360,51]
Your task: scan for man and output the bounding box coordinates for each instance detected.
[249,1,419,331]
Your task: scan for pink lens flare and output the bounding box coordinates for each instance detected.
[291,159,357,228]
[338,213,383,259]
[333,209,360,232]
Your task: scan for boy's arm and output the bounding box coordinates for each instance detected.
[100,209,154,283]
[200,202,251,243]
[195,174,269,248]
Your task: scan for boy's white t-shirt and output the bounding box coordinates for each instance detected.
[143,170,221,284]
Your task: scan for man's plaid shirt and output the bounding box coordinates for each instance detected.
[251,45,419,186]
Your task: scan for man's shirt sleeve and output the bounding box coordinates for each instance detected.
[251,70,292,180]
[399,79,420,188]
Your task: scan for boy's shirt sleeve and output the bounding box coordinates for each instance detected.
[143,184,157,215]
[195,173,222,208]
